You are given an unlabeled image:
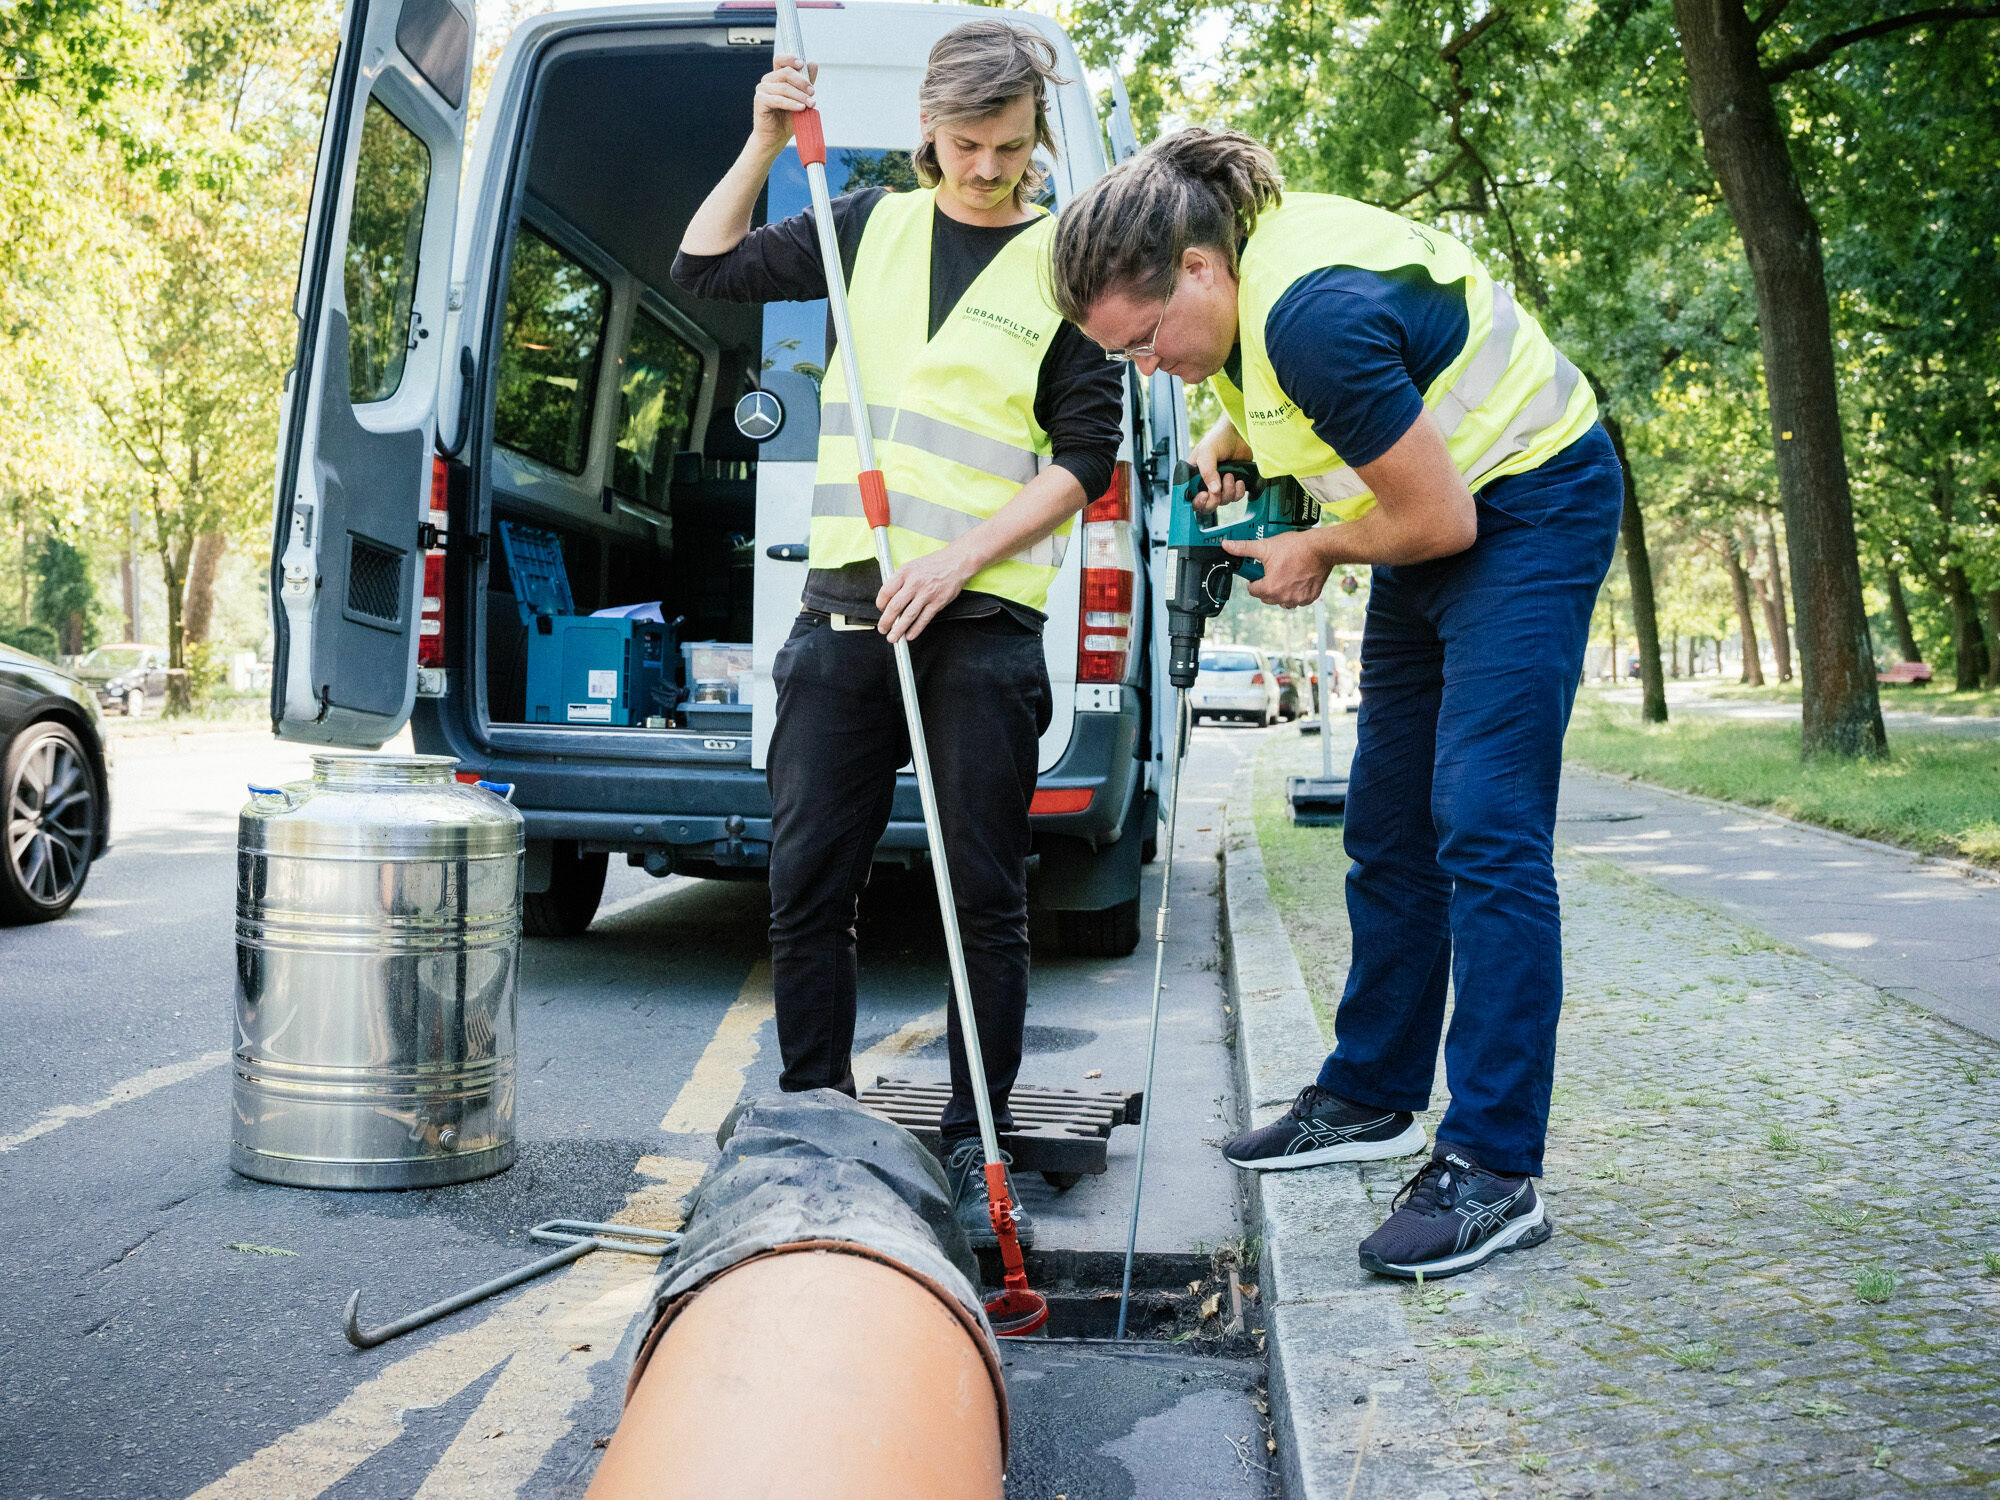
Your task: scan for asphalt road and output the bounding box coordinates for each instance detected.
[1,721,1269,1499]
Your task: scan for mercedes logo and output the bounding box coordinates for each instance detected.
[734,389,784,442]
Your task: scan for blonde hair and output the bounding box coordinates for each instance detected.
[1050,128,1284,325]
[913,19,1066,205]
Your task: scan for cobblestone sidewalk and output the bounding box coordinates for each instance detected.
[1255,731,2000,1497]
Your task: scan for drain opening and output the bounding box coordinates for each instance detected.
[976,1249,1266,1352]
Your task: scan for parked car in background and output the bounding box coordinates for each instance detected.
[74,643,168,717]
[1271,656,1302,720]
[1191,647,1282,726]
[0,642,111,922]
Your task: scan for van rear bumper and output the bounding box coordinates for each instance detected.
[415,686,1142,870]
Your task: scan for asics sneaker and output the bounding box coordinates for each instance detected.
[1357,1147,1551,1279]
[1222,1085,1427,1171]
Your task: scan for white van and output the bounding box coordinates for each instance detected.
[268,0,1188,952]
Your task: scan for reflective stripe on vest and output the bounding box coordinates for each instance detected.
[1209,194,1597,521]
[810,188,1066,609]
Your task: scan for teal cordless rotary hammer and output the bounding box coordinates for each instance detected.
[1164,460,1321,690]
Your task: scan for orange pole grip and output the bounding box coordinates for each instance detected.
[858,469,891,530]
[794,107,826,167]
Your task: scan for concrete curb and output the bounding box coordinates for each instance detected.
[1218,757,1476,1500]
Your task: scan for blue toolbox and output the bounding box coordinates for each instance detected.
[498,522,675,726]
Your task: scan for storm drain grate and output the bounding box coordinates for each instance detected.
[860,1077,1141,1187]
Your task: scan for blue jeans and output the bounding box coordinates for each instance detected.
[1316,424,1623,1176]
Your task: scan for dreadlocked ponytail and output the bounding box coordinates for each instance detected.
[1050,128,1283,325]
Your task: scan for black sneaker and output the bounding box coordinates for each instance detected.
[1222,1085,1427,1171]
[1357,1148,1551,1279]
[944,1137,1035,1251]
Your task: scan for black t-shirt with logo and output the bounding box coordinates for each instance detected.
[671,188,1124,626]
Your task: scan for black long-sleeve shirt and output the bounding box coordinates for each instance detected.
[672,188,1124,623]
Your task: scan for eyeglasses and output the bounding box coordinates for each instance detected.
[1102,279,1177,363]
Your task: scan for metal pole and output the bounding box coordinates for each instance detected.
[1117,688,1187,1338]
[1315,596,1334,779]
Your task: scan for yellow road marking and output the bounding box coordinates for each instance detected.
[0,1049,229,1153]
[659,959,774,1135]
[186,1156,707,1500]
[851,1008,947,1087]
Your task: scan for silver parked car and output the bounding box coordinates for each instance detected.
[1191,647,1283,727]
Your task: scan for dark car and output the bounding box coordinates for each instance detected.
[0,642,112,922]
[73,642,169,717]
[1272,656,1303,720]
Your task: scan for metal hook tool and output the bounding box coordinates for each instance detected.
[343,1219,681,1349]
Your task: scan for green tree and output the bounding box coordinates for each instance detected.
[31,533,98,656]
[87,0,330,712]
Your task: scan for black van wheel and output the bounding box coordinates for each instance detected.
[1043,896,1141,958]
[522,842,607,937]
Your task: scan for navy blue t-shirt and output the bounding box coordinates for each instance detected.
[1235,264,1471,469]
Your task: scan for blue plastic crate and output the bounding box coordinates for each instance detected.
[498,521,575,625]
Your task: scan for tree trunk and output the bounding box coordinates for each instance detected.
[1607,593,1619,685]
[1605,415,1667,722]
[1744,527,1789,685]
[1884,565,1921,664]
[1942,565,1987,692]
[1671,634,1681,678]
[183,530,228,645]
[1723,535,1765,686]
[161,531,192,718]
[1985,591,2000,692]
[1763,513,1793,680]
[120,550,139,643]
[1671,0,1885,755]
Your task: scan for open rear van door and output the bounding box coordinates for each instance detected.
[270,0,474,747]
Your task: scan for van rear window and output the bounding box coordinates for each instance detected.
[494,227,609,475]
[760,147,918,395]
[345,98,432,404]
[612,309,705,509]
[1200,650,1259,672]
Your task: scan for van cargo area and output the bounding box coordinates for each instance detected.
[476,35,772,743]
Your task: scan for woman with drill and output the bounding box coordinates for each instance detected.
[1050,129,1622,1282]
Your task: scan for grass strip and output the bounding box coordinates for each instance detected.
[1564,701,2000,866]
[1249,731,1352,1044]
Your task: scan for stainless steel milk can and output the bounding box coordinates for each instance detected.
[231,753,524,1189]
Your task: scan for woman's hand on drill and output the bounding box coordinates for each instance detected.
[750,55,818,152]
[877,546,976,643]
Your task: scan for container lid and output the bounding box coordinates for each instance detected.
[242,754,523,859]
[311,753,459,786]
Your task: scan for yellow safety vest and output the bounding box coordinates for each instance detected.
[812,188,1067,611]
[1209,193,1597,521]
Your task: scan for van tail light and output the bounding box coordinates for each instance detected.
[418,456,449,668]
[1029,787,1093,815]
[1077,461,1134,685]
